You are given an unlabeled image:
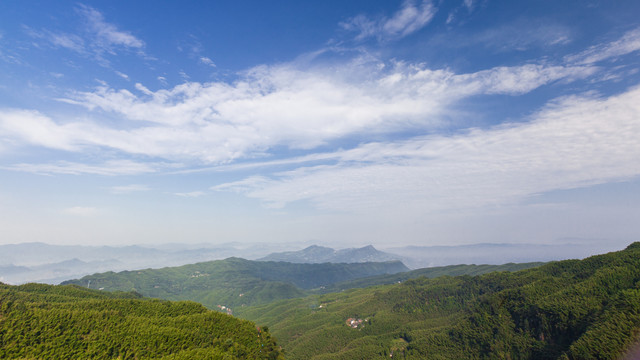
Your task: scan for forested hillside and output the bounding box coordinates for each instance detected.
[317,261,544,293]
[239,243,640,359]
[0,282,283,359]
[62,258,409,310]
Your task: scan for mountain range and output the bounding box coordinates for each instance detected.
[1,240,623,284]
[239,243,640,359]
[382,241,625,268]
[258,244,401,263]
[0,241,312,284]
[10,240,639,359]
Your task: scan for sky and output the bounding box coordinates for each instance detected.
[0,0,639,249]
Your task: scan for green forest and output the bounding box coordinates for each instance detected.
[62,258,410,310]
[5,245,640,359]
[0,282,283,359]
[318,262,544,293]
[238,243,640,359]
[62,258,539,313]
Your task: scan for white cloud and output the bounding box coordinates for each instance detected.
[63,206,98,216]
[174,191,206,198]
[0,109,81,151]
[22,26,86,54]
[134,82,153,95]
[342,0,437,41]
[179,70,190,80]
[77,4,144,50]
[2,27,631,182]
[383,0,436,37]
[567,27,640,65]
[446,12,455,25]
[39,60,590,164]
[199,56,216,67]
[212,176,271,193]
[24,5,146,64]
[115,71,129,80]
[110,184,150,194]
[463,0,474,11]
[48,32,86,52]
[213,86,640,213]
[477,22,573,51]
[3,160,160,176]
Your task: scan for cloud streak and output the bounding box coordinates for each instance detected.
[110,184,150,194]
[3,160,161,176]
[63,206,99,216]
[76,4,144,50]
[23,4,146,64]
[174,191,206,198]
[567,27,640,65]
[214,86,640,213]
[10,60,586,165]
[341,0,437,41]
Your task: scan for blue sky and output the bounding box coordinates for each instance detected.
[1,0,639,248]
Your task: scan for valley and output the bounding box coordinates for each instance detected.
[3,243,640,358]
[238,243,640,359]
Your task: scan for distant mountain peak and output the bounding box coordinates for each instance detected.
[258,244,401,264]
[304,245,331,250]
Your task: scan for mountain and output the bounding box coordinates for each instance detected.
[383,241,624,268]
[258,245,402,263]
[0,241,313,284]
[2,241,615,284]
[238,243,640,359]
[0,282,283,359]
[316,261,545,294]
[62,258,409,310]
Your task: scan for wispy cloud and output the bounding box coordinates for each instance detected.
[3,160,160,176]
[435,18,573,51]
[566,27,640,65]
[1,26,632,196]
[38,60,590,164]
[213,86,640,213]
[0,109,81,151]
[341,0,437,41]
[23,4,146,64]
[477,21,572,51]
[48,32,86,52]
[115,71,129,80]
[63,206,98,216]
[178,35,217,69]
[22,25,86,54]
[109,184,150,194]
[174,191,206,198]
[199,56,216,67]
[76,4,144,50]
[463,0,475,11]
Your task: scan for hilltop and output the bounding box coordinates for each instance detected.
[0,282,283,359]
[62,258,409,310]
[258,245,402,264]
